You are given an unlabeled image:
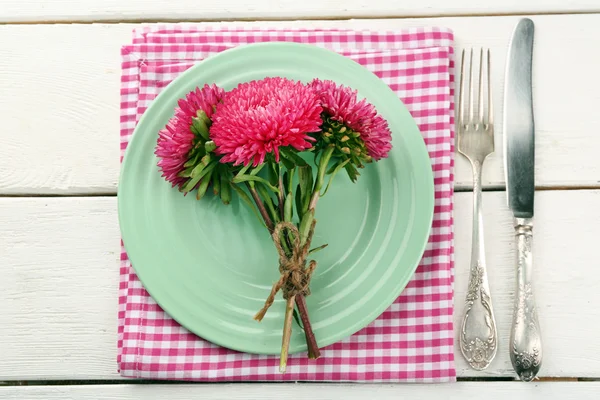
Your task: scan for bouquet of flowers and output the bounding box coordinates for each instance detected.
[154,76,392,372]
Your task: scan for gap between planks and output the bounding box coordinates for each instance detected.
[0,377,589,386]
[1,10,600,25]
[2,185,600,198]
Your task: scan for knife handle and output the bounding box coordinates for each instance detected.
[510,217,542,381]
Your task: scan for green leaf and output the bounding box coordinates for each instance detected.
[280,156,294,170]
[293,308,305,331]
[196,168,214,200]
[267,161,279,186]
[297,165,313,215]
[320,159,350,196]
[280,147,308,167]
[178,165,195,178]
[350,152,362,168]
[230,184,266,228]
[315,146,335,192]
[284,192,293,222]
[220,171,232,205]
[235,162,252,178]
[282,167,295,197]
[282,171,290,194]
[299,209,314,246]
[182,160,217,193]
[190,155,211,179]
[232,174,279,194]
[287,167,295,194]
[250,163,265,176]
[326,161,338,175]
[308,243,328,255]
[191,116,210,140]
[204,140,217,153]
[212,168,221,196]
[196,109,211,125]
[184,152,202,168]
[257,183,279,224]
[295,184,303,221]
[344,162,360,183]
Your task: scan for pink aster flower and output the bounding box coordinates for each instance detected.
[155,83,224,188]
[309,78,392,160]
[210,77,323,167]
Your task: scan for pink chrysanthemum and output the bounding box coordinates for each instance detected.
[210,77,323,167]
[155,83,224,188]
[309,78,392,160]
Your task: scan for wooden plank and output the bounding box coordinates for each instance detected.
[1,15,599,195]
[1,189,599,379]
[2,382,600,399]
[0,24,131,195]
[0,0,599,22]
[0,197,121,379]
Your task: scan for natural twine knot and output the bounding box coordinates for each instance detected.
[254,220,317,322]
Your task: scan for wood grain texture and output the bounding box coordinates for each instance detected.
[0,24,130,195]
[0,197,122,379]
[1,382,600,399]
[1,15,600,195]
[1,190,599,380]
[0,0,598,22]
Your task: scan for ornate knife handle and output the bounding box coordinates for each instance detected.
[510,217,542,381]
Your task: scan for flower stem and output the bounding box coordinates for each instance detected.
[295,294,320,359]
[247,183,274,233]
[309,145,334,211]
[314,146,334,194]
[280,295,295,373]
[277,165,294,253]
[277,166,286,222]
[309,191,320,211]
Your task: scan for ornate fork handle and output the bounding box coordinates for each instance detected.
[460,161,498,370]
[510,218,542,381]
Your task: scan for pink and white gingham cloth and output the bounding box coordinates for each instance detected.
[118,25,456,382]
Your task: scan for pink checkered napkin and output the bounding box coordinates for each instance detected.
[118,26,456,382]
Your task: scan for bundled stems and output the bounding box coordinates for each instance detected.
[249,145,337,371]
[248,184,321,368]
[278,171,295,252]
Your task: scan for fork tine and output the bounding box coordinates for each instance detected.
[487,49,494,125]
[458,49,466,124]
[478,48,484,124]
[468,48,474,122]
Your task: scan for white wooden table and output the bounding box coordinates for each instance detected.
[1,1,599,398]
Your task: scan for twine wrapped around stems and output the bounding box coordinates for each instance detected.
[254,220,317,322]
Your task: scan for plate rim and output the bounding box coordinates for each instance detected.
[117,41,435,354]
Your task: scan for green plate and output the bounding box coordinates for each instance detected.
[118,42,434,355]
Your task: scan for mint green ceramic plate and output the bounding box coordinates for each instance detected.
[118,42,434,355]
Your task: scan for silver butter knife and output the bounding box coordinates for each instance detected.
[503,17,542,382]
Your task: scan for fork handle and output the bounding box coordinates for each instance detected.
[510,218,542,381]
[459,161,498,370]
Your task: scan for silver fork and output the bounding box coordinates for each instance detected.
[457,48,498,370]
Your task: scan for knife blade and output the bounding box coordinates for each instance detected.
[504,18,535,218]
[503,17,543,382]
